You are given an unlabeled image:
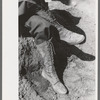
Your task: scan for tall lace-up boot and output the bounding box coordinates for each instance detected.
[36,39,67,94]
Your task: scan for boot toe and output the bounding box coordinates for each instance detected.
[52,82,67,94]
[61,33,85,45]
[77,34,85,44]
[70,34,85,45]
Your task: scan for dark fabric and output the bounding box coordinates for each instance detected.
[52,0,70,5]
[51,9,81,26]
[19,0,48,16]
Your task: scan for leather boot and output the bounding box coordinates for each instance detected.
[60,31,85,45]
[36,39,67,94]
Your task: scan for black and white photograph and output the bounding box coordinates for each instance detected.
[18,0,97,100]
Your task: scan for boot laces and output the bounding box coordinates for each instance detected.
[44,38,57,77]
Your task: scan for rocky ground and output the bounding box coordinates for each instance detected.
[19,0,96,100]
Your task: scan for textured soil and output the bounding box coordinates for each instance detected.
[19,0,96,100]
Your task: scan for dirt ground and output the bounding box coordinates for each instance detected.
[19,0,96,100]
